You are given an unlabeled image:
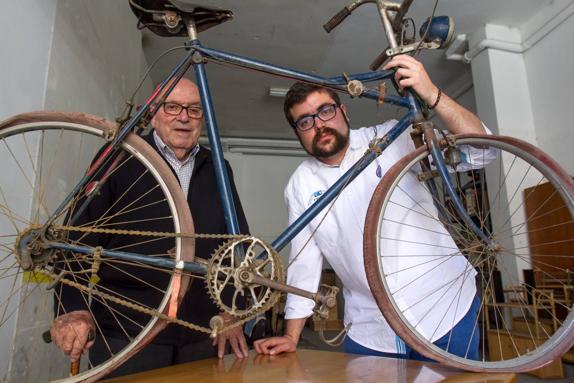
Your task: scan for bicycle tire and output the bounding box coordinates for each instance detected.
[0,111,194,382]
[364,134,574,372]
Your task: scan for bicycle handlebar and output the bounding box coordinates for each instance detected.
[324,1,451,70]
[323,6,352,33]
[324,0,414,34]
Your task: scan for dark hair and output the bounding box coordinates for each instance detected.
[284,82,341,128]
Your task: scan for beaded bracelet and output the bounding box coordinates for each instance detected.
[429,88,442,110]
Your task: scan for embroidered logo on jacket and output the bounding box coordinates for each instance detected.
[309,190,325,205]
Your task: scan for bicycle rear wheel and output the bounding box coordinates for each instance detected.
[364,134,574,372]
[0,112,194,382]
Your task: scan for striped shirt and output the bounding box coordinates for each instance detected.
[153,130,199,197]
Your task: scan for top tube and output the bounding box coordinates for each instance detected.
[191,43,412,109]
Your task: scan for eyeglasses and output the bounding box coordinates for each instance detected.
[293,103,339,131]
[161,102,203,119]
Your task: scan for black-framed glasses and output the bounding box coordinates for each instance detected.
[162,102,203,119]
[293,103,340,131]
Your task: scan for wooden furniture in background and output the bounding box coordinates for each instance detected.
[524,180,574,284]
[524,180,574,365]
[311,269,343,331]
[485,287,564,378]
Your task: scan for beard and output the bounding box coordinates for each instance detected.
[309,127,349,159]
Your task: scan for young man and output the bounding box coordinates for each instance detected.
[254,55,490,359]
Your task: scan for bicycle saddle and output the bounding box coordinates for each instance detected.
[129,0,233,37]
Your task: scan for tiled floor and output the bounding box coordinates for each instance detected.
[298,327,573,382]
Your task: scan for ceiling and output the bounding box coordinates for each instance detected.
[138,0,552,140]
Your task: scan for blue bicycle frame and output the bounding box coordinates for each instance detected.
[33,24,490,295]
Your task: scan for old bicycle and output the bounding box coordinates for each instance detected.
[1,0,574,381]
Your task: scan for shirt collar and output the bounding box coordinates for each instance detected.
[153,130,200,165]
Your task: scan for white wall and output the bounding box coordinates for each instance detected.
[524,13,574,175]
[225,150,305,265]
[467,5,574,289]
[1,1,152,381]
[0,0,58,120]
[0,2,58,379]
[44,0,153,115]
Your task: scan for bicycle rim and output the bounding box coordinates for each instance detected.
[364,134,574,372]
[0,112,194,382]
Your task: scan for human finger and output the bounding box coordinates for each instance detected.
[268,341,294,356]
[384,54,420,69]
[254,338,280,354]
[228,334,241,358]
[217,334,227,358]
[239,334,249,358]
[69,336,85,362]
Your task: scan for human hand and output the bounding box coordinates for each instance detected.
[213,319,249,359]
[253,335,297,356]
[50,310,96,362]
[383,54,439,105]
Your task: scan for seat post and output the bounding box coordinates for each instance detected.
[186,18,198,41]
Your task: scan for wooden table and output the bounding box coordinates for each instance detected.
[103,349,516,383]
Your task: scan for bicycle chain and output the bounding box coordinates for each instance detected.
[52,270,277,337]
[49,225,275,335]
[53,224,249,240]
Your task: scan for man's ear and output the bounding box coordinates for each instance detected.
[341,105,350,124]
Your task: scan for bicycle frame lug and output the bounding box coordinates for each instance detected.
[191,50,204,64]
[347,79,365,97]
[445,134,456,147]
[103,127,116,142]
[444,146,462,167]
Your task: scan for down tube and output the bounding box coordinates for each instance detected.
[271,112,414,252]
[194,61,241,235]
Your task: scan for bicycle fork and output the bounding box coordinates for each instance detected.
[416,121,495,248]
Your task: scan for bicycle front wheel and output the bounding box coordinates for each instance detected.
[364,134,574,372]
[0,112,194,382]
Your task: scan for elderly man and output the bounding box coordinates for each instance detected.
[255,55,491,360]
[50,78,249,376]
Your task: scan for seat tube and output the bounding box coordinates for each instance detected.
[191,43,241,235]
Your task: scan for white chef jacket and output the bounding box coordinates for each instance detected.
[284,121,495,353]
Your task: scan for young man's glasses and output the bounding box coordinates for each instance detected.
[294,103,340,132]
[162,102,203,119]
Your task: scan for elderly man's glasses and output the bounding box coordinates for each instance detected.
[162,102,203,119]
[294,103,340,132]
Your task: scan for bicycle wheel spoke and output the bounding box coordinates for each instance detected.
[0,114,194,382]
[0,194,30,231]
[365,134,574,372]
